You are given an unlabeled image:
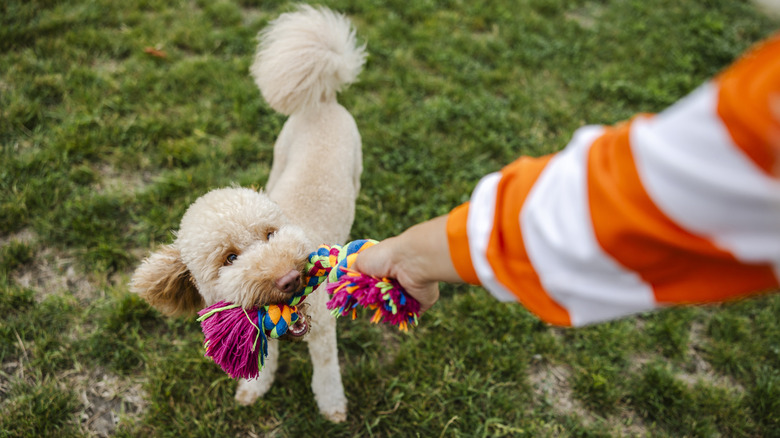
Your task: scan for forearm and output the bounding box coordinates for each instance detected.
[387,215,463,286]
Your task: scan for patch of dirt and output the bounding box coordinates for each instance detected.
[528,361,594,423]
[91,59,122,75]
[604,408,649,437]
[13,247,97,303]
[564,2,606,30]
[73,370,148,437]
[0,228,36,247]
[3,229,105,303]
[627,321,745,395]
[241,6,268,28]
[1,365,147,438]
[677,321,745,393]
[95,164,154,195]
[528,360,649,436]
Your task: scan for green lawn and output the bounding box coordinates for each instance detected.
[2,0,779,436]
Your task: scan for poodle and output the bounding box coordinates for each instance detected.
[130,5,366,423]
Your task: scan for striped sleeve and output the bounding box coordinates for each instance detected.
[446,33,780,327]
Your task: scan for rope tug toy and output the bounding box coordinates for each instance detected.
[196,287,310,380]
[197,239,420,379]
[307,240,420,330]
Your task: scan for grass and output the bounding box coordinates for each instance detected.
[1,0,778,436]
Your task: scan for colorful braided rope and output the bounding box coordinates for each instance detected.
[197,239,420,380]
[305,239,420,331]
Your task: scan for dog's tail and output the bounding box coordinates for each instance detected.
[250,5,367,116]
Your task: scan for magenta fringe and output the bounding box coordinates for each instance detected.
[197,302,265,380]
[326,269,420,330]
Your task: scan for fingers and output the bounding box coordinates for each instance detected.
[353,239,441,313]
[411,282,439,314]
[352,243,392,280]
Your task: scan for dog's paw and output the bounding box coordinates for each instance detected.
[235,370,277,406]
[323,405,347,423]
[235,378,272,406]
[235,386,260,406]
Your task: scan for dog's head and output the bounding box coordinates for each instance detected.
[131,187,311,320]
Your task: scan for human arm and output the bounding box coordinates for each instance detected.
[354,33,780,326]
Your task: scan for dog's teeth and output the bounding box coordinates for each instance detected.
[289,317,309,336]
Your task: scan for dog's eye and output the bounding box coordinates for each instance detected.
[224,254,238,266]
[267,230,277,240]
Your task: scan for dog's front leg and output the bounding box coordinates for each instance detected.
[306,297,348,422]
[235,339,279,405]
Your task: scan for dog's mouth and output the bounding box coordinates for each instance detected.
[278,305,310,342]
[289,312,310,337]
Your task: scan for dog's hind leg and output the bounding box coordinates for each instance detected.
[235,339,279,405]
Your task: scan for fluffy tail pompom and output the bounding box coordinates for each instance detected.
[251,5,367,115]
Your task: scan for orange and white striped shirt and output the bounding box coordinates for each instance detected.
[446,33,780,327]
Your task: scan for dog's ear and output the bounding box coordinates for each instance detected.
[130,244,204,316]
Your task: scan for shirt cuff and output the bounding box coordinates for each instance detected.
[446,202,481,285]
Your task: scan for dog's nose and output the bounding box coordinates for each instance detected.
[276,269,301,294]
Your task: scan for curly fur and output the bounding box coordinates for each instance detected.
[131,244,204,316]
[131,5,363,423]
[251,5,366,116]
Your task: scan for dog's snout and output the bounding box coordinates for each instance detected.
[276,269,302,294]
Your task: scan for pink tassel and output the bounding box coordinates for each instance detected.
[326,269,419,331]
[197,302,265,380]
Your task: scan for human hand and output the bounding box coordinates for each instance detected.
[353,237,440,313]
[352,215,462,313]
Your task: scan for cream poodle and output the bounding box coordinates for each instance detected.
[130,5,366,423]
